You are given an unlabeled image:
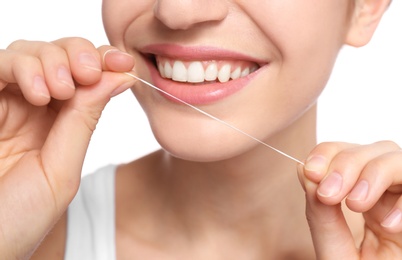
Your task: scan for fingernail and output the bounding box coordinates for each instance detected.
[381,209,402,228]
[57,66,75,89]
[305,155,327,173]
[79,53,101,72]
[103,49,133,61]
[317,172,343,198]
[33,76,50,98]
[111,81,134,97]
[347,180,369,201]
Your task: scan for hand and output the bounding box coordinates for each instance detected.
[0,38,136,259]
[298,141,402,259]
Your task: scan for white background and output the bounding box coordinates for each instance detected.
[0,1,401,175]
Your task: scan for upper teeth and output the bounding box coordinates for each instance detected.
[156,57,258,83]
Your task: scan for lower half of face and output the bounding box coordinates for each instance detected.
[103,0,352,162]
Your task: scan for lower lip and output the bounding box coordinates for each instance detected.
[145,58,262,105]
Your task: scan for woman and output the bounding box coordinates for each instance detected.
[0,0,400,259]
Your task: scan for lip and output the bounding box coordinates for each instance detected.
[141,44,268,105]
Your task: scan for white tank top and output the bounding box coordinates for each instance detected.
[64,165,117,260]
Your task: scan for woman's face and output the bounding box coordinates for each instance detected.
[102,0,353,161]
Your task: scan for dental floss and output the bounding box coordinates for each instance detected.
[124,72,304,165]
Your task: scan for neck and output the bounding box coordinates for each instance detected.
[118,105,317,257]
[158,106,316,232]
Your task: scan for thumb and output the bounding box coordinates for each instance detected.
[302,172,359,259]
[41,71,136,206]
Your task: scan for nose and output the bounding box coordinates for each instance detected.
[154,0,228,30]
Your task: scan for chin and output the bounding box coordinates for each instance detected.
[152,125,260,163]
[160,143,247,163]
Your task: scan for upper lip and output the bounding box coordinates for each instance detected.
[139,44,268,66]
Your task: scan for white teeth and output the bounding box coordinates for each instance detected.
[230,67,241,80]
[241,67,250,77]
[158,62,165,78]
[205,63,218,81]
[218,64,231,83]
[157,58,257,83]
[172,61,187,82]
[164,62,173,78]
[187,61,205,83]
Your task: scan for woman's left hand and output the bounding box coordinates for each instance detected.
[298,141,402,259]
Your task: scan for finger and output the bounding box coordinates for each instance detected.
[304,142,357,183]
[381,195,402,233]
[316,141,400,205]
[98,46,135,72]
[52,37,102,86]
[0,49,50,106]
[23,41,76,100]
[6,40,77,101]
[356,192,402,252]
[53,40,135,85]
[303,178,359,259]
[346,150,402,212]
[39,71,136,208]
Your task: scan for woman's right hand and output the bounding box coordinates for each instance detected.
[0,38,136,259]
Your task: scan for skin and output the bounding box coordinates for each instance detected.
[0,0,400,259]
[104,0,351,162]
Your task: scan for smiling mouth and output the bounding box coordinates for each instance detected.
[154,55,260,84]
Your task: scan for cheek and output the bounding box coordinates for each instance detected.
[131,67,325,163]
[248,1,351,116]
[130,55,333,163]
[125,1,351,162]
[242,0,350,72]
[102,0,152,48]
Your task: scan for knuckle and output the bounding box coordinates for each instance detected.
[7,40,67,63]
[375,140,400,150]
[364,158,387,178]
[6,39,28,51]
[37,42,64,59]
[309,142,335,158]
[57,37,95,49]
[314,141,345,155]
[334,150,360,165]
[309,142,351,168]
[362,158,393,187]
[364,149,402,178]
[329,150,361,174]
